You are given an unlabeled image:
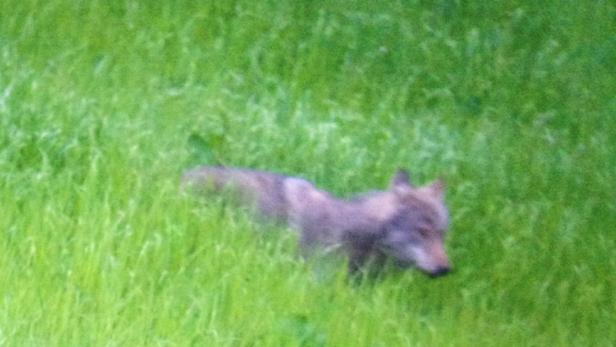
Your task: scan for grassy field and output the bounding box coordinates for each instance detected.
[1,0,615,346]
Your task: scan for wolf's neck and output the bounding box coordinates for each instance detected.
[348,191,398,223]
[327,191,397,234]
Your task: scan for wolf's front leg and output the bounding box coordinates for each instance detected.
[347,246,387,277]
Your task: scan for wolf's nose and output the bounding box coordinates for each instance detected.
[429,266,451,278]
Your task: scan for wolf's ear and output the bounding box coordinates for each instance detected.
[390,169,414,195]
[428,178,446,200]
[391,169,412,186]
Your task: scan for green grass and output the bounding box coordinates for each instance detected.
[1,0,615,345]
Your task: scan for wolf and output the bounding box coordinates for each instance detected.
[182,166,452,277]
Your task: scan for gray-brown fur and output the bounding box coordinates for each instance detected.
[182,166,452,277]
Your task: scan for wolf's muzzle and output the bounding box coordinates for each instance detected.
[428,266,451,278]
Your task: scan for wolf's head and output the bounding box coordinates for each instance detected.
[378,169,451,277]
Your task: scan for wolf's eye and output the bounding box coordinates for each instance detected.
[418,227,431,238]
